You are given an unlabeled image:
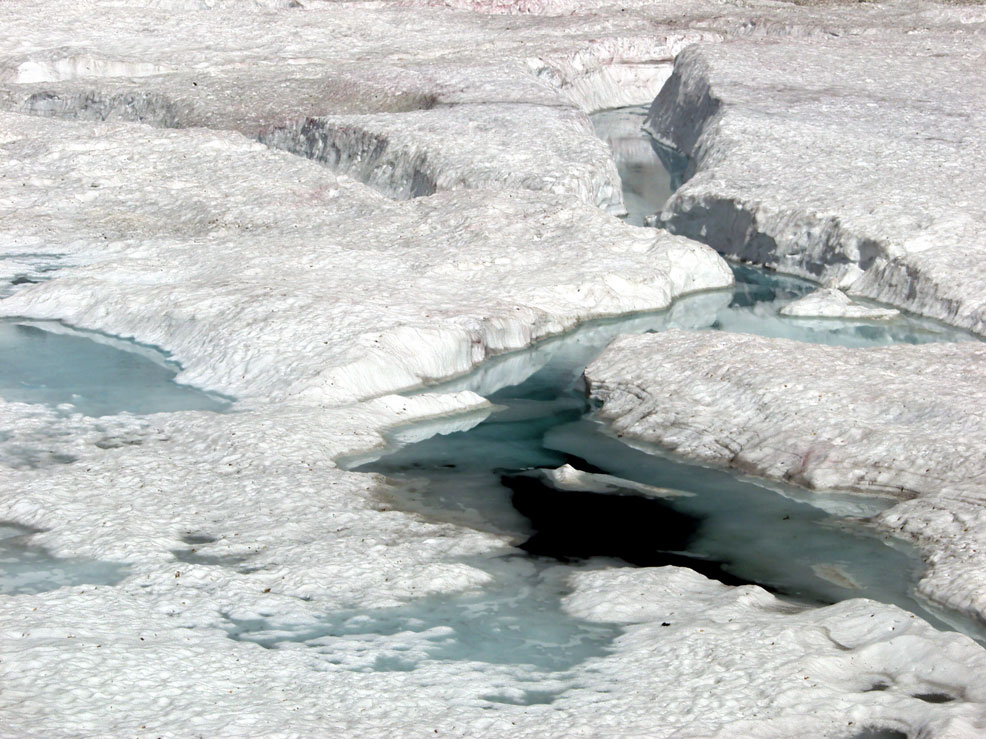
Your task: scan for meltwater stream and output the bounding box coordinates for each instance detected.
[360,270,971,618]
[219,107,983,695]
[325,268,980,700]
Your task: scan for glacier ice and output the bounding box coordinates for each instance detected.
[3,0,986,735]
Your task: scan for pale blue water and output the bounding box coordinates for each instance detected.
[364,328,970,632]
[224,556,618,679]
[592,105,673,226]
[6,108,973,707]
[0,522,128,595]
[0,319,229,416]
[0,320,227,592]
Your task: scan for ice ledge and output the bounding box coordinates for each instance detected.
[647,38,986,335]
[257,104,624,211]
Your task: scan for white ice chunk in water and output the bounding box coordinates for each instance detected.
[780,288,900,320]
[0,320,229,417]
[538,464,693,499]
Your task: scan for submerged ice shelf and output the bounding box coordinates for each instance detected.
[0,319,229,417]
[0,254,65,299]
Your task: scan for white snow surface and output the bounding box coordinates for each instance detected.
[3,0,986,735]
[586,331,986,627]
[780,288,901,320]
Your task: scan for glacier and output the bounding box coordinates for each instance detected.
[2,0,986,736]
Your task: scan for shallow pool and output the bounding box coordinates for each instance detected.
[0,522,128,595]
[0,319,229,416]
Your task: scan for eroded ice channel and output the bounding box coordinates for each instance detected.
[260,109,985,686]
[592,105,976,347]
[270,274,980,699]
[0,318,229,416]
[360,291,977,629]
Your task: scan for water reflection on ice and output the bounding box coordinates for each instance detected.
[592,105,976,348]
[591,105,673,226]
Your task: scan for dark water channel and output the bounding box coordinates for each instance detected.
[326,269,982,706]
[189,107,983,704]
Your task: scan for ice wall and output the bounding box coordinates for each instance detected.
[647,37,986,335]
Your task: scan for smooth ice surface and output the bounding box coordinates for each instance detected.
[0,522,127,595]
[780,288,900,321]
[0,320,229,416]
